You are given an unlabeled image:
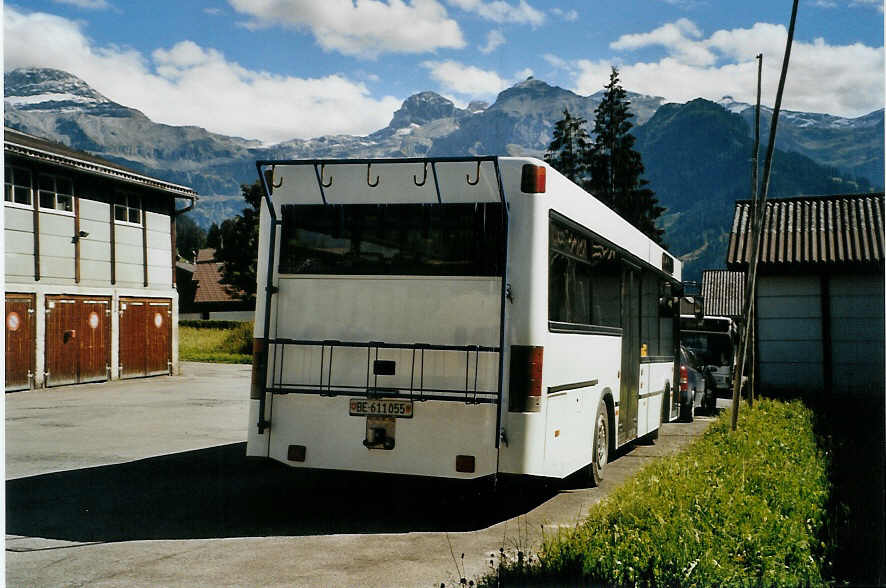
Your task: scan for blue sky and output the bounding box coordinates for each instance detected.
[5,0,884,144]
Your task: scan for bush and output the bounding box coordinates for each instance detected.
[484,399,833,587]
[179,322,253,364]
[220,321,254,355]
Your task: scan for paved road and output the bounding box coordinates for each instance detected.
[6,363,723,586]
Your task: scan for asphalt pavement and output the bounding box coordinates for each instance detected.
[5,362,723,586]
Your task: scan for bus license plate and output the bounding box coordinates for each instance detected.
[349,398,413,419]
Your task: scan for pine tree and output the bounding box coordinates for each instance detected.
[588,67,665,245]
[544,108,592,186]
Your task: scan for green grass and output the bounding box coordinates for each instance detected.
[483,399,834,587]
[179,321,253,364]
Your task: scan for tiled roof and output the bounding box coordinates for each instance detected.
[4,126,197,199]
[702,270,745,318]
[195,248,217,263]
[192,248,242,303]
[727,193,884,267]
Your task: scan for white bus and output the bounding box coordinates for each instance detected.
[247,156,683,484]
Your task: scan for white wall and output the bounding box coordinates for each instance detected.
[146,210,172,287]
[79,198,112,285]
[38,211,76,283]
[4,206,33,282]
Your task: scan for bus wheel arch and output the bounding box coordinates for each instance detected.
[601,389,616,455]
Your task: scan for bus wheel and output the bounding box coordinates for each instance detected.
[588,400,609,487]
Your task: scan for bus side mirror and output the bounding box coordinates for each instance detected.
[658,282,676,316]
[658,296,676,317]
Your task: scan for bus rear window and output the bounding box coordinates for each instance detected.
[278,203,505,276]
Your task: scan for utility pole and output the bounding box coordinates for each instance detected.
[732,1,799,431]
[747,53,762,409]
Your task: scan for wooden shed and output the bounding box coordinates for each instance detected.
[726,193,884,399]
[4,127,196,390]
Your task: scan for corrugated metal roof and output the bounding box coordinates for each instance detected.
[701,270,745,318]
[4,127,197,199]
[727,193,885,266]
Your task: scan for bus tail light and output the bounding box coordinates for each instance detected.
[250,338,267,400]
[508,345,543,412]
[521,164,546,193]
[679,365,689,393]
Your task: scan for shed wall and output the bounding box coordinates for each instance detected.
[756,275,824,394]
[829,273,885,396]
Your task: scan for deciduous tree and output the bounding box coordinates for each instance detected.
[214,181,262,301]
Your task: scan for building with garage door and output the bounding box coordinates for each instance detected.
[726,192,884,400]
[4,127,197,390]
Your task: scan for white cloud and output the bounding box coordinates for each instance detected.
[446,0,545,26]
[573,20,884,118]
[659,0,702,7]
[850,0,884,11]
[204,7,224,15]
[479,29,505,53]
[52,0,112,10]
[227,0,465,58]
[4,8,403,144]
[611,18,715,67]
[421,60,535,98]
[550,7,578,22]
[543,53,571,70]
[422,60,511,96]
[514,67,534,80]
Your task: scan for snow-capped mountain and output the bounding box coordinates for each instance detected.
[715,94,884,184]
[4,68,883,279]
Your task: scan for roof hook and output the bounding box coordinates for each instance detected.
[319,164,333,188]
[271,165,283,189]
[367,163,380,187]
[466,161,480,186]
[414,162,428,187]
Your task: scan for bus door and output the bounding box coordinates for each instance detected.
[619,264,640,440]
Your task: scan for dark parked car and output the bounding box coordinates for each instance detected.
[679,345,711,421]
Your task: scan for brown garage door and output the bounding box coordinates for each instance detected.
[6,294,35,392]
[119,297,171,378]
[79,299,111,383]
[45,296,111,387]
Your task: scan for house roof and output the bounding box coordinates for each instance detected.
[195,248,217,263]
[702,269,745,318]
[4,126,197,200]
[727,193,884,267]
[191,248,245,304]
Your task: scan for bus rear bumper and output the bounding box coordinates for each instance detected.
[246,396,498,480]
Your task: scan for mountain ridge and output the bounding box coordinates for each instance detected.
[5,67,882,279]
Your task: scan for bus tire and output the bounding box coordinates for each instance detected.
[588,399,609,487]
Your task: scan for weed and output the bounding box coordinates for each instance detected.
[479,399,833,587]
